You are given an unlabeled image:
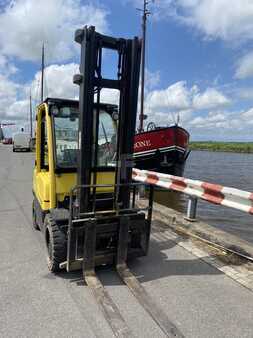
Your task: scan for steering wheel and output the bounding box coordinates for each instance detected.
[147,122,156,131]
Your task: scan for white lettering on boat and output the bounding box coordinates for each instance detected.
[134,139,152,149]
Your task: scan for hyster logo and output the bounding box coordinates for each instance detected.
[134,140,151,149]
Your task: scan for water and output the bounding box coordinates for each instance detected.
[154,150,253,244]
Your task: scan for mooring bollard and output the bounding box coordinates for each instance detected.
[185,196,198,222]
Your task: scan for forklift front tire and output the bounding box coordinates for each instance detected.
[44,214,67,273]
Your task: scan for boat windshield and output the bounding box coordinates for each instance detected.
[52,105,117,169]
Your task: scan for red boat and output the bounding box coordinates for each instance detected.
[133,3,190,177]
[134,124,190,176]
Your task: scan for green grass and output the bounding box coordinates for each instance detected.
[190,141,253,153]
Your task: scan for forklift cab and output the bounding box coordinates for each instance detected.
[33,98,118,224]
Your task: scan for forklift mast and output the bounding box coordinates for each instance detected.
[63,25,154,275]
[73,26,142,213]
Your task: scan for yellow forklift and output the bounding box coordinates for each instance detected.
[32,26,183,338]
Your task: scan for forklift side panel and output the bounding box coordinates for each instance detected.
[55,171,115,204]
[33,103,56,210]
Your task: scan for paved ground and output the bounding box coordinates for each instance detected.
[0,143,253,338]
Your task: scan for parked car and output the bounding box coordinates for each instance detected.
[3,137,13,144]
[13,133,31,152]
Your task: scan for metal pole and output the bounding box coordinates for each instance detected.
[0,124,3,141]
[29,90,33,138]
[41,43,44,103]
[138,0,149,133]
[185,196,198,222]
[138,184,146,199]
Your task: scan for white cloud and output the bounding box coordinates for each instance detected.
[145,81,230,115]
[0,74,20,120]
[0,63,79,122]
[145,69,160,90]
[1,62,121,123]
[31,63,121,106]
[237,87,253,100]
[193,88,230,110]
[149,108,192,126]
[129,1,253,82]
[189,111,228,129]
[0,57,234,142]
[7,100,30,121]
[241,107,253,119]
[146,81,191,111]
[152,0,253,43]
[0,54,18,76]
[142,81,231,130]
[235,51,253,79]
[0,0,108,63]
[186,107,253,140]
[0,0,109,124]
[184,0,253,42]
[32,63,79,101]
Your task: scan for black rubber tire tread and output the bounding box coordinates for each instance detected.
[32,200,40,230]
[44,214,67,273]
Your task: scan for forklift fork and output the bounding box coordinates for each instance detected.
[80,208,183,338]
[83,219,132,337]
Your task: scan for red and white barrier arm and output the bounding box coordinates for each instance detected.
[132,168,253,215]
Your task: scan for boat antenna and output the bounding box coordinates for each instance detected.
[176,113,180,126]
[29,88,33,138]
[137,0,151,133]
[170,112,176,125]
[40,42,44,103]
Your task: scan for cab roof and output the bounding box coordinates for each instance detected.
[43,97,118,112]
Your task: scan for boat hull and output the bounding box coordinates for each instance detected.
[134,126,190,176]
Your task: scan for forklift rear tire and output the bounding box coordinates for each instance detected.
[32,200,40,230]
[44,214,67,273]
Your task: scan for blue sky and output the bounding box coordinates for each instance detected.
[1,0,253,141]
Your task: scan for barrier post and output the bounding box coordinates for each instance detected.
[185,196,198,222]
[138,184,146,199]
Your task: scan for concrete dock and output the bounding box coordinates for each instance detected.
[0,144,253,338]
